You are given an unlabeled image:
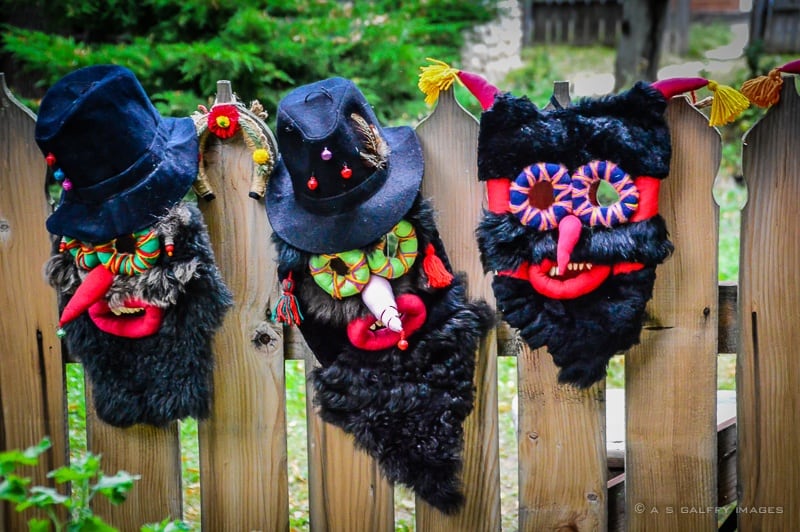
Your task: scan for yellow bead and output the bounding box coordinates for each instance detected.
[253,148,270,165]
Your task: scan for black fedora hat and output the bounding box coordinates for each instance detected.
[266,77,423,254]
[35,65,198,242]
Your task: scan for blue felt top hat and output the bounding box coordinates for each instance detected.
[266,77,423,254]
[35,65,198,242]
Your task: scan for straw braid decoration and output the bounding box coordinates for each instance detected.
[193,99,277,200]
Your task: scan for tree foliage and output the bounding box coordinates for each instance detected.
[1,0,496,122]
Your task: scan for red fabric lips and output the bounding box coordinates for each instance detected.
[528,258,611,300]
[347,294,427,351]
[59,265,164,338]
[88,298,164,338]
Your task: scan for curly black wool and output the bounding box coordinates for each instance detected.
[475,81,674,387]
[46,203,232,427]
[272,195,494,512]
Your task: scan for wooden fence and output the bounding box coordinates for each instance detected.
[522,0,622,47]
[2,72,800,531]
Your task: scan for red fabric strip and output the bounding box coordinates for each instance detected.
[630,176,661,222]
[487,178,510,214]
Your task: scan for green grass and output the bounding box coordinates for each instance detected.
[686,22,734,60]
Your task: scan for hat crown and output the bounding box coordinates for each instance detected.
[35,65,161,189]
[277,78,389,215]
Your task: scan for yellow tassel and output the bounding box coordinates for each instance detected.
[706,80,750,126]
[740,68,783,108]
[418,58,461,106]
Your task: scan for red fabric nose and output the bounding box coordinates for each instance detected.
[557,214,582,276]
[59,266,114,327]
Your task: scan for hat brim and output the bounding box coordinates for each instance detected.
[46,116,198,242]
[267,125,424,254]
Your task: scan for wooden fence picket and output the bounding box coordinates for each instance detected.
[738,77,800,531]
[86,414,182,529]
[305,354,395,532]
[197,83,289,530]
[0,73,68,532]
[625,96,720,531]
[415,87,502,531]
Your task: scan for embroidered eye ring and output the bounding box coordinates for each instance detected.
[571,160,639,227]
[93,228,161,275]
[366,220,418,279]
[309,249,371,299]
[509,162,572,231]
[61,236,101,270]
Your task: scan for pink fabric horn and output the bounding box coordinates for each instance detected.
[651,77,709,99]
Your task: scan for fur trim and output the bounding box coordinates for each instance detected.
[478,82,670,182]
[49,202,232,427]
[477,211,673,273]
[494,270,655,388]
[311,275,493,512]
[273,194,494,512]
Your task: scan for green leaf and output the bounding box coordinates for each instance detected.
[140,518,192,532]
[67,515,118,532]
[49,452,102,484]
[0,475,31,503]
[28,517,51,532]
[92,471,140,505]
[0,438,51,474]
[16,486,67,511]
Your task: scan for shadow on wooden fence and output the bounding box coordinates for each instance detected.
[2,72,800,531]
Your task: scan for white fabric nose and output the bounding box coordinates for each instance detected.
[361,275,403,332]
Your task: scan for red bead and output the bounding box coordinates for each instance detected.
[45,153,56,167]
[341,165,352,179]
[307,176,318,190]
[165,244,175,257]
[397,338,409,350]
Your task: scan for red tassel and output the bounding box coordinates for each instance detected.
[422,243,453,288]
[271,272,303,325]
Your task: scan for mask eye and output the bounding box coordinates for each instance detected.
[572,161,639,227]
[367,220,418,279]
[509,163,572,230]
[93,228,161,275]
[309,250,370,299]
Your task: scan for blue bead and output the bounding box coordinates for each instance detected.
[54,168,65,181]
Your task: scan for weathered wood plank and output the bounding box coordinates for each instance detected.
[305,354,394,532]
[738,77,800,530]
[510,83,607,532]
[0,73,68,531]
[198,86,289,530]
[518,352,607,531]
[625,96,719,531]
[86,397,182,530]
[415,88,501,530]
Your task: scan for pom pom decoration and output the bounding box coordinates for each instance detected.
[419,58,500,111]
[651,77,749,126]
[706,80,750,126]
[193,98,278,200]
[422,243,453,288]
[740,59,800,108]
[271,272,304,325]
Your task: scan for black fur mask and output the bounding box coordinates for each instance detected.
[476,83,674,387]
[273,196,493,513]
[46,202,232,427]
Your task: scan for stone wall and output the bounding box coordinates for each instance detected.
[461,0,524,84]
